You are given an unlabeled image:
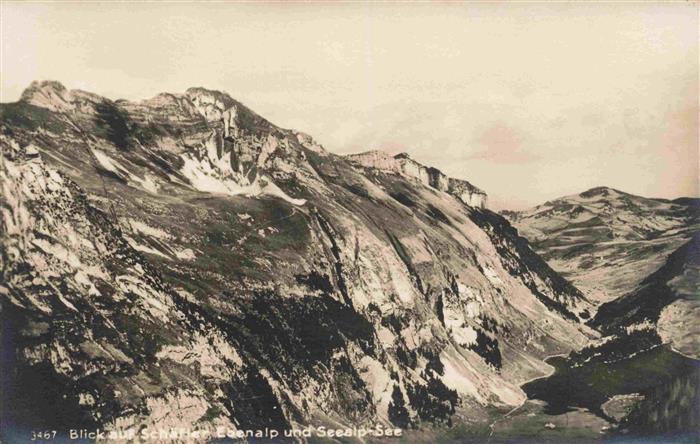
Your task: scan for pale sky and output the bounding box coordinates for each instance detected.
[1,2,697,209]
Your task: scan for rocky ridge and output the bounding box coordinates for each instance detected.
[346,150,487,209]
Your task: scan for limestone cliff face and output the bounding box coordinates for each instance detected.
[1,81,591,438]
[448,178,488,209]
[346,151,488,209]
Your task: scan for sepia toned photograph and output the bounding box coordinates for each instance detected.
[0,1,698,442]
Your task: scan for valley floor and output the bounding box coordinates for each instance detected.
[397,342,699,443]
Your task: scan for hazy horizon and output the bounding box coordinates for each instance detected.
[2,2,697,210]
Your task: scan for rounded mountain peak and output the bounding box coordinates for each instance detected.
[22,80,68,95]
[19,80,73,111]
[578,186,624,199]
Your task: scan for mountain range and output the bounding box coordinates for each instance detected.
[1,81,696,441]
[503,187,698,304]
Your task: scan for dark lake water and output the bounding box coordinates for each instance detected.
[522,345,699,424]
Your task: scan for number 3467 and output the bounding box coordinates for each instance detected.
[31,430,57,441]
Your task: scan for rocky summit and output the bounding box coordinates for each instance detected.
[0,81,601,439]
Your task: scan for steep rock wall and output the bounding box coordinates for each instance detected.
[346,150,488,209]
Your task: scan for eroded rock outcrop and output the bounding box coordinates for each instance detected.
[346,150,488,208]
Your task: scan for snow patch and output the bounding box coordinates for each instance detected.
[125,236,170,259]
[92,149,160,193]
[174,248,196,260]
[92,149,128,178]
[139,173,160,193]
[180,154,306,205]
[125,219,172,240]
